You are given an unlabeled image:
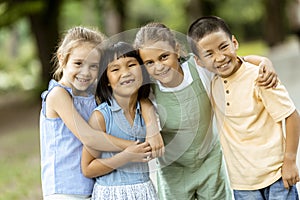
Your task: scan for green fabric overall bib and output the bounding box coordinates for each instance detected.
[153,57,232,200]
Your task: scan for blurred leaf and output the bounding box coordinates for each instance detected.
[0,0,45,26]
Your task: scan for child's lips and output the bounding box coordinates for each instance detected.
[157,68,170,77]
[76,77,90,82]
[120,79,135,85]
[216,60,231,69]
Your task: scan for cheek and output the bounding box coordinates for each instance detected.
[91,70,99,80]
[145,67,154,77]
[136,68,143,82]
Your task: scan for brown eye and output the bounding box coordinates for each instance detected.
[144,61,154,67]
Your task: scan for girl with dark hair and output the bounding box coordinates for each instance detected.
[81,42,158,200]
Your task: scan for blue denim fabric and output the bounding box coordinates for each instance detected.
[234,178,299,200]
[95,99,150,186]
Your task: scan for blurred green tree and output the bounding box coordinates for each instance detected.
[0,0,293,93]
[0,0,61,91]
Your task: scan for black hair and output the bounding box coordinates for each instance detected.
[187,16,232,57]
[97,41,151,104]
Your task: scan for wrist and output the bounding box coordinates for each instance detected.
[284,152,297,161]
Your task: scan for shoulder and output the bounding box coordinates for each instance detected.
[95,102,110,112]
[93,102,112,120]
[243,61,260,74]
[89,108,106,131]
[47,86,72,106]
[45,86,73,118]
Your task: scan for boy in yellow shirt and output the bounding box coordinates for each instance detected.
[188,16,300,199]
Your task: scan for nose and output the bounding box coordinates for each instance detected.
[81,64,91,76]
[215,51,225,62]
[120,67,131,77]
[153,62,165,71]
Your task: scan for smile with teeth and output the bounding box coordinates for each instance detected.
[76,77,90,83]
[216,60,230,69]
[157,68,170,77]
[120,79,135,85]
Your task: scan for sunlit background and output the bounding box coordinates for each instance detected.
[0,0,299,199]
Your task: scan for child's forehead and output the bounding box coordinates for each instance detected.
[141,40,175,51]
[109,56,138,65]
[197,31,232,50]
[200,31,230,42]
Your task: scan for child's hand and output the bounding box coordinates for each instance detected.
[281,157,300,189]
[122,141,152,162]
[146,132,165,158]
[256,58,278,89]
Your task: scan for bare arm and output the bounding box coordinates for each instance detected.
[243,55,278,88]
[81,110,152,178]
[140,98,165,158]
[281,110,300,189]
[46,87,133,151]
[81,141,152,178]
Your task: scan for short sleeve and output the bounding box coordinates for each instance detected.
[257,80,296,122]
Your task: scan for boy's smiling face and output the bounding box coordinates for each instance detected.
[195,30,241,78]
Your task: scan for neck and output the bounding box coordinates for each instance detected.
[115,93,138,126]
[162,62,184,88]
[113,93,138,120]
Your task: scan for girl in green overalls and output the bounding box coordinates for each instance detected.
[134,22,277,200]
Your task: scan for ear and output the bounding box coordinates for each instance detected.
[57,53,64,67]
[175,43,180,59]
[232,35,239,50]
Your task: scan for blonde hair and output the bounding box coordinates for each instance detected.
[134,22,187,58]
[52,26,106,80]
[134,22,177,49]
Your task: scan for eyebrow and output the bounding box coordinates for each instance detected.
[108,57,138,67]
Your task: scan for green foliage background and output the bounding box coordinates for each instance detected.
[0,0,275,92]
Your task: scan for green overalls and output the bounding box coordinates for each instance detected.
[153,57,232,200]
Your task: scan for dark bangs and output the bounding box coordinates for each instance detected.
[96,42,151,105]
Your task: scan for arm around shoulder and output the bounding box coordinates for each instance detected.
[46,86,132,151]
[140,98,165,158]
[243,55,278,88]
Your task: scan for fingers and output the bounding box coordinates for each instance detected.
[159,146,165,157]
[151,147,157,158]
[282,175,300,190]
[258,63,266,74]
[257,72,278,89]
[283,179,290,189]
[151,144,165,158]
[141,152,152,162]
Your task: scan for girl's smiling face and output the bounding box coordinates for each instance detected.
[60,43,100,95]
[138,41,183,88]
[107,56,143,99]
[195,30,241,78]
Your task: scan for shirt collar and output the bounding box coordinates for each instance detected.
[221,56,245,82]
[109,97,141,114]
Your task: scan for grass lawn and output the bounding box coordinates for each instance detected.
[0,128,42,199]
[237,40,269,56]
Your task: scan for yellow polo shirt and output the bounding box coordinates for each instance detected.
[211,61,296,190]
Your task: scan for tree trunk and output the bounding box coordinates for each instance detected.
[29,0,60,91]
[263,0,287,47]
[102,0,127,36]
